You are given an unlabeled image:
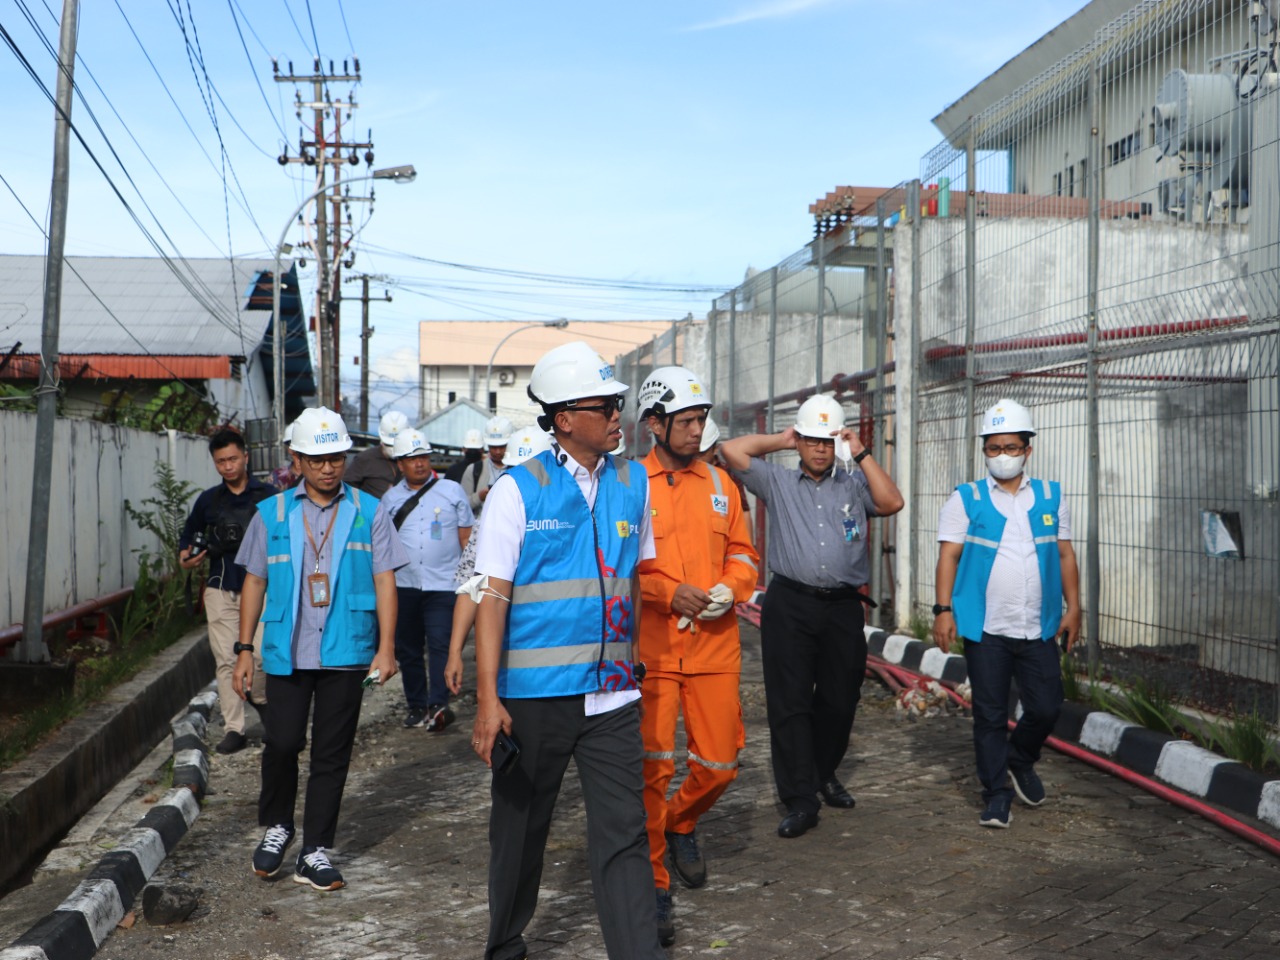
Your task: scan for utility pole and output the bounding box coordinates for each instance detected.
[274,58,374,409]
[19,0,79,663]
[341,274,392,432]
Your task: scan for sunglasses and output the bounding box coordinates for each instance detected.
[566,396,625,417]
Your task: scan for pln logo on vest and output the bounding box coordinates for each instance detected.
[615,520,637,538]
[710,494,729,516]
[1042,513,1055,526]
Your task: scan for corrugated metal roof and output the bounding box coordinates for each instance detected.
[0,255,282,358]
[2,354,231,380]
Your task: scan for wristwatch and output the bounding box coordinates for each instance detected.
[931,604,952,617]
[853,449,871,465]
[233,642,255,655]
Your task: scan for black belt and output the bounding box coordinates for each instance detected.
[771,574,876,606]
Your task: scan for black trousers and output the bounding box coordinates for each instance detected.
[760,579,867,816]
[259,670,364,849]
[486,697,664,960]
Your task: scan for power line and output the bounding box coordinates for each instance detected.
[356,243,733,294]
[225,0,290,142]
[279,0,314,55]
[0,20,251,342]
[335,0,356,55]
[303,0,324,64]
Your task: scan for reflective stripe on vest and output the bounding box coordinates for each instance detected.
[502,641,632,670]
[512,577,631,605]
[952,477,1064,642]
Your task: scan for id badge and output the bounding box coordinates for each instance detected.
[430,520,443,541]
[307,572,331,607]
[842,518,861,542]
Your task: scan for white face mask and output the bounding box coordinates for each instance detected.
[986,454,1025,481]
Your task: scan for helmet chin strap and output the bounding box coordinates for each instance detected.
[653,411,695,466]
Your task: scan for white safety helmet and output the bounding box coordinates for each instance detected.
[484,416,514,447]
[290,407,354,455]
[282,421,294,447]
[793,395,845,439]
[462,428,484,450]
[699,418,721,453]
[527,341,628,408]
[613,434,627,457]
[502,427,554,467]
[391,429,432,459]
[378,410,411,446]
[636,366,711,422]
[979,398,1036,437]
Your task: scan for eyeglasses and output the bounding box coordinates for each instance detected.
[798,436,835,448]
[300,454,347,468]
[982,443,1027,456]
[567,396,625,417]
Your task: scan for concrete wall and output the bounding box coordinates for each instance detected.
[899,213,1276,676]
[0,412,210,630]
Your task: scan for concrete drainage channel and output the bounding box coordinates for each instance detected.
[0,689,213,960]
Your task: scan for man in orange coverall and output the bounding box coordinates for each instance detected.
[635,366,759,948]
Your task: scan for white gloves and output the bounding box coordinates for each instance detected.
[677,584,736,630]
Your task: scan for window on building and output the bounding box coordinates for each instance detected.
[1107,132,1138,167]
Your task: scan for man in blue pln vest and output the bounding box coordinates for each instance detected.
[470,341,664,960]
[933,398,1080,828]
[233,406,406,891]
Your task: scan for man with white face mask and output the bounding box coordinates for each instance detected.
[932,398,1080,829]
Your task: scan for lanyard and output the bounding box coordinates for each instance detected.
[302,503,340,574]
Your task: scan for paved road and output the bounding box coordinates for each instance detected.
[6,623,1280,959]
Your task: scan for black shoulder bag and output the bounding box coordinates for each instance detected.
[392,478,439,530]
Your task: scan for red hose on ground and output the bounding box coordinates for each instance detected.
[865,653,1280,860]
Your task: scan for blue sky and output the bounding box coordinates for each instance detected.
[2,0,1089,411]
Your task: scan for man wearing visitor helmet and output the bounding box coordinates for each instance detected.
[933,398,1079,829]
[470,341,664,960]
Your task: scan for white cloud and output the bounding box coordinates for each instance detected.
[682,0,844,32]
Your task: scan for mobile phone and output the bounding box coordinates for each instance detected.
[362,668,381,689]
[1058,631,1071,653]
[492,730,522,775]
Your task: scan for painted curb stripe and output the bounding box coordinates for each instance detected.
[57,880,124,947]
[114,827,168,879]
[1114,726,1174,777]
[880,634,912,664]
[156,786,201,827]
[84,851,146,912]
[1205,762,1265,815]
[1078,711,1134,756]
[11,912,94,960]
[137,804,189,854]
[1155,740,1231,797]
[0,945,52,960]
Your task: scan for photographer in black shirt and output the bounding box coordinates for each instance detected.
[179,429,275,754]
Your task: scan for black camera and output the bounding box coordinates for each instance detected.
[189,529,209,558]
[213,518,245,549]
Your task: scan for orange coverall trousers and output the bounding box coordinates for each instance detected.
[641,670,745,890]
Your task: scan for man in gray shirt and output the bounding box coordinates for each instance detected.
[232,407,407,892]
[720,395,903,840]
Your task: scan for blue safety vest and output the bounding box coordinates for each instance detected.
[256,484,380,674]
[502,450,647,698]
[952,477,1064,642]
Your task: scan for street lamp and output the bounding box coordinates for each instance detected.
[484,319,569,413]
[272,164,416,443]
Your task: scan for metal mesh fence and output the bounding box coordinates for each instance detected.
[906,0,1280,714]
[615,1,1280,710]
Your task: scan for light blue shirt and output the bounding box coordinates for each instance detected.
[377,475,475,591]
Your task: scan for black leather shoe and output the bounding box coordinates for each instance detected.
[777,810,819,838]
[819,779,856,809]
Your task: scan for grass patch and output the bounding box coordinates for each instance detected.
[1093,676,1183,737]
[1194,708,1278,773]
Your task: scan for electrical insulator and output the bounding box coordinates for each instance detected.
[272,59,279,75]
[298,259,307,269]
[354,57,361,73]
[344,257,354,269]
[329,60,335,74]
[288,60,294,73]
[343,60,348,73]
[304,152,316,166]
[364,149,374,165]
[348,152,359,165]
[278,152,289,166]
[313,57,320,72]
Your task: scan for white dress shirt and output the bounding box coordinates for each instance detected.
[476,448,655,715]
[937,474,1072,640]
